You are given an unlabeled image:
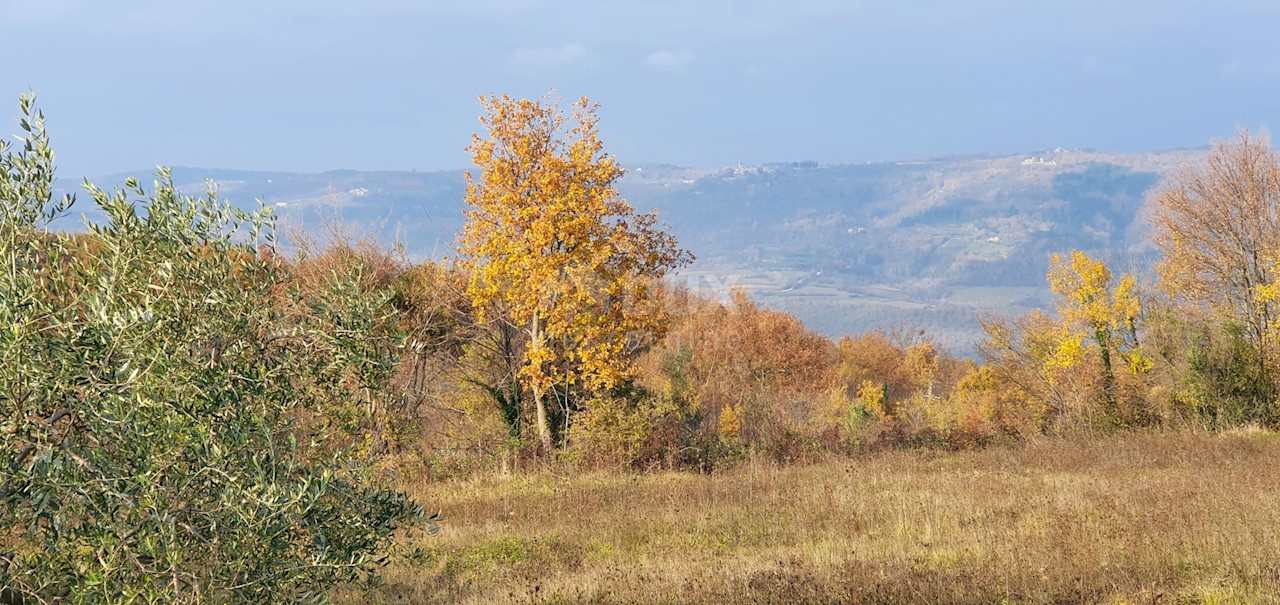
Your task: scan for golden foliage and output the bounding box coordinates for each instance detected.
[458,93,691,447]
[856,379,890,420]
[835,332,913,402]
[930,364,1047,445]
[1047,250,1138,339]
[718,403,743,440]
[638,287,838,452]
[567,393,686,470]
[904,341,940,399]
[1045,250,1144,417]
[979,309,1095,420]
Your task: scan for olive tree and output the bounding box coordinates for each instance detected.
[0,94,421,604]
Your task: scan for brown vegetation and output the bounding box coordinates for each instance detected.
[346,431,1280,604]
[1152,130,1280,370]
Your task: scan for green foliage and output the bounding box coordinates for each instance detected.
[1183,322,1279,427]
[288,242,408,453]
[0,95,419,604]
[566,386,687,470]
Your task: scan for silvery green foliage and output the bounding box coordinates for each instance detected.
[0,94,419,604]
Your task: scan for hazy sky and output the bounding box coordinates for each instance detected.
[4,0,1280,178]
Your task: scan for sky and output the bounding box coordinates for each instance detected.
[4,0,1280,179]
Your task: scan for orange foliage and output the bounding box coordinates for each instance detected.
[836,332,913,404]
[638,288,837,458]
[458,93,691,449]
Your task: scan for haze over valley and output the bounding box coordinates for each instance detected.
[64,145,1197,353]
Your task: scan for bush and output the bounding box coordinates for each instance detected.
[567,388,687,470]
[0,95,420,604]
[1184,322,1278,427]
[635,289,842,465]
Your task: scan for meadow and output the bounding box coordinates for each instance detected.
[350,431,1280,604]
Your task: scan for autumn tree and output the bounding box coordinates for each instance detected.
[835,332,911,407]
[1047,250,1141,414]
[1151,129,1280,382]
[459,94,692,451]
[638,289,840,455]
[904,341,941,402]
[979,309,1089,419]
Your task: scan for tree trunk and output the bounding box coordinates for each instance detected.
[533,384,552,451]
[1097,327,1116,418]
[530,314,553,451]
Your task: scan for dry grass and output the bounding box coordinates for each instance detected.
[344,431,1280,604]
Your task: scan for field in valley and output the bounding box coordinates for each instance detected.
[346,431,1280,604]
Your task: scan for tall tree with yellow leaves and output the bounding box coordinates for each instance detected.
[1047,250,1141,414]
[459,94,692,451]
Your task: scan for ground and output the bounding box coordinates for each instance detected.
[343,430,1280,604]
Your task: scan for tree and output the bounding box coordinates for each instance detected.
[978,309,1089,421]
[459,94,692,451]
[638,288,838,457]
[904,341,940,401]
[0,95,420,604]
[1047,250,1140,414]
[1151,129,1280,383]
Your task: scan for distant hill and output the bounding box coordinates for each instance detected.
[53,148,1208,355]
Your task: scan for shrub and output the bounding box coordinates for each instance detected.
[0,95,420,604]
[636,289,840,464]
[567,389,687,470]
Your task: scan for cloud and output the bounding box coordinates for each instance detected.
[642,50,695,72]
[510,44,589,69]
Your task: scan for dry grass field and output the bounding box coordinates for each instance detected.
[345,431,1280,604]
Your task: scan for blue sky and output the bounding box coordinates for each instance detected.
[4,0,1280,178]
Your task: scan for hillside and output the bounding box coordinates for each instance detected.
[56,147,1205,354]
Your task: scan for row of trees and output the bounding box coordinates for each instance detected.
[426,100,1280,468]
[450,95,1280,453]
[981,130,1280,433]
[358,98,1280,474]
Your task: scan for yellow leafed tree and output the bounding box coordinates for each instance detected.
[1047,250,1141,414]
[459,93,692,450]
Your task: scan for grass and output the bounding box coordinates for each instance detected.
[344,431,1280,604]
